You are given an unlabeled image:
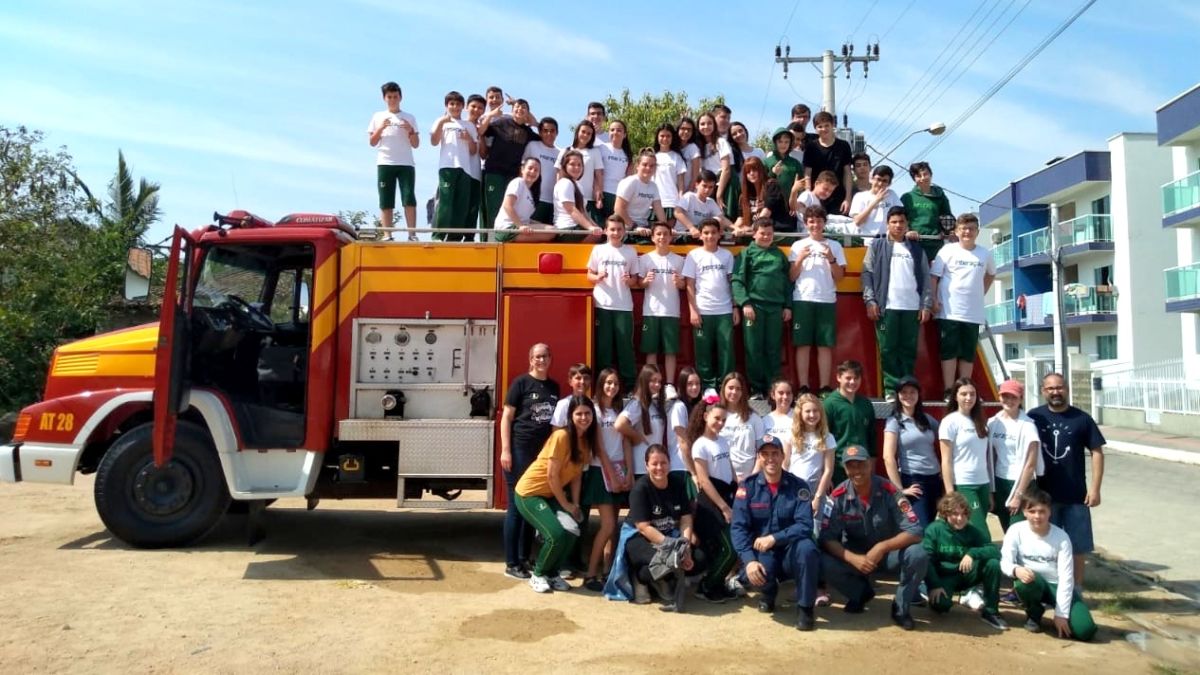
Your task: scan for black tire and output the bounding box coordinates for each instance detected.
[94,420,231,548]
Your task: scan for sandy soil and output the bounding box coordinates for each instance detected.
[0,476,1190,674]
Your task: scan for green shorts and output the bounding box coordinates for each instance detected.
[556,226,591,243]
[939,319,980,362]
[640,315,681,354]
[377,164,416,209]
[532,201,553,225]
[493,228,518,243]
[650,207,675,222]
[598,193,617,222]
[581,466,626,506]
[791,300,837,347]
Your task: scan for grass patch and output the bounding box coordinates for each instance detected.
[1097,592,1151,614]
[1150,664,1189,675]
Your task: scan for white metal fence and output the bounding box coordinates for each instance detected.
[1097,358,1200,415]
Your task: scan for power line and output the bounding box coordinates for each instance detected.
[880,0,917,40]
[865,142,1051,212]
[881,0,1028,151]
[869,0,993,143]
[874,0,1011,149]
[849,0,880,40]
[910,0,1099,162]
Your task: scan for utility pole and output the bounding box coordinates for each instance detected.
[775,42,880,119]
[1050,202,1069,377]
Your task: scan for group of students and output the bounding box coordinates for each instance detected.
[502,343,1105,639]
[366,83,955,251]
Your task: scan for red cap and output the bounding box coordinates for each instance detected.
[999,379,1024,398]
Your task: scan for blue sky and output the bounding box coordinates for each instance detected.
[2,0,1199,245]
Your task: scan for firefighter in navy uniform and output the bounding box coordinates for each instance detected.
[819,444,928,630]
[731,435,821,631]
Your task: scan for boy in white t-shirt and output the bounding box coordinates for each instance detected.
[849,165,902,240]
[675,170,734,240]
[430,91,479,242]
[793,170,856,236]
[930,213,996,400]
[639,222,686,385]
[789,206,847,394]
[1000,489,1097,640]
[463,94,486,238]
[615,149,669,242]
[587,216,640,389]
[683,218,738,390]
[367,82,419,240]
[522,117,561,224]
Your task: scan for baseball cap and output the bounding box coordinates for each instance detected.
[841,445,870,464]
[999,379,1024,398]
[759,434,784,451]
[895,375,921,392]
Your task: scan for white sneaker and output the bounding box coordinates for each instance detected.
[959,586,985,610]
[665,384,678,400]
[549,575,571,591]
[528,575,552,593]
[726,576,748,597]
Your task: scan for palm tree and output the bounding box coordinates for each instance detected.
[76,150,161,246]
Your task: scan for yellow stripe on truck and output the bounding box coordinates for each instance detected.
[51,352,155,378]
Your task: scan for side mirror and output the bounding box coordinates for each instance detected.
[124,248,153,300]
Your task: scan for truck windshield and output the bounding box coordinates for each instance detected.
[193,247,269,308]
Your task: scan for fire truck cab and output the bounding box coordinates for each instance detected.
[0,211,996,548]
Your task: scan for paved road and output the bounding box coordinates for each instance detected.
[1092,450,1200,602]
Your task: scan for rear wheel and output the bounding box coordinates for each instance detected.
[94,421,231,548]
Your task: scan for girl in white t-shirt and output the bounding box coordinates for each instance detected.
[676,116,702,195]
[698,113,735,215]
[788,392,836,509]
[718,372,764,481]
[553,150,602,242]
[583,368,632,590]
[652,123,687,224]
[763,379,795,457]
[596,120,633,222]
[670,367,704,482]
[493,157,555,243]
[988,379,1041,531]
[687,397,738,601]
[615,364,669,478]
[939,378,994,540]
[556,120,604,213]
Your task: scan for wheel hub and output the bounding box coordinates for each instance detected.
[132,461,195,517]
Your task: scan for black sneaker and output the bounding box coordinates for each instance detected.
[943,388,954,405]
[1024,617,1042,633]
[980,610,1009,631]
[818,386,835,399]
[891,603,915,631]
[884,391,897,404]
[796,606,816,631]
[504,565,530,580]
[843,599,866,614]
[797,385,812,396]
[696,584,728,604]
[758,599,776,613]
[583,576,605,592]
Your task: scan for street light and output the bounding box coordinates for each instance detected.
[869,122,946,169]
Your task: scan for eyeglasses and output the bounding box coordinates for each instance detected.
[532,354,550,360]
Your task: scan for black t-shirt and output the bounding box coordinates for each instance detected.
[483,117,536,176]
[505,373,560,455]
[1027,405,1106,504]
[803,137,853,209]
[625,472,691,533]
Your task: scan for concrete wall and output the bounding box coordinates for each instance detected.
[1099,406,1199,436]
[1111,133,1181,367]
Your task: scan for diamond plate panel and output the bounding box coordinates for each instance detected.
[396,419,493,476]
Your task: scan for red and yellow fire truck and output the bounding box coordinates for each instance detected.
[0,211,996,547]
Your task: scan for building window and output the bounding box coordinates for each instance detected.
[1097,334,1117,361]
[1094,265,1113,287]
[1004,343,1021,361]
[1003,287,1014,301]
[1091,195,1110,215]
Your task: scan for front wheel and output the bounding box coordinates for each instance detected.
[94,420,231,548]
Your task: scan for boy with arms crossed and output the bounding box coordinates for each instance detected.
[367,82,419,240]
[479,96,538,233]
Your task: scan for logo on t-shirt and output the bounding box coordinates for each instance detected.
[1045,421,1073,462]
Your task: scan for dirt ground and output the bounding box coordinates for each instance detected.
[0,476,1196,674]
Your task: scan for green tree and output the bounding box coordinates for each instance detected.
[601,89,727,153]
[0,127,160,411]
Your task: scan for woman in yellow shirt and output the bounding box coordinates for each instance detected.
[514,395,598,593]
